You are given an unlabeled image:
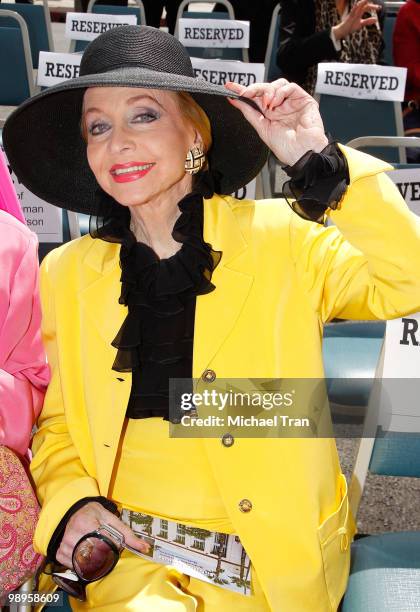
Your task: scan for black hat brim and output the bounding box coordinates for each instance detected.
[3,66,269,214]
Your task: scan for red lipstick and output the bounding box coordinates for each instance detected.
[110,161,155,183]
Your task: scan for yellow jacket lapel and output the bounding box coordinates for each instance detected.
[193,195,253,378]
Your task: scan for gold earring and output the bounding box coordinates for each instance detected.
[185,146,206,175]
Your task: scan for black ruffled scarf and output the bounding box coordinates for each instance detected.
[91,185,221,420]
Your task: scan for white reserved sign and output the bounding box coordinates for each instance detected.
[191,57,264,87]
[380,314,420,432]
[388,168,420,217]
[38,52,82,87]
[378,171,420,432]
[1,146,63,243]
[315,63,407,101]
[65,12,137,41]
[178,18,249,48]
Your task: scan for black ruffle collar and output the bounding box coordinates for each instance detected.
[112,191,222,372]
[91,188,221,419]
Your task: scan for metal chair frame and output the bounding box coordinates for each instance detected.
[263,3,281,82]
[346,135,420,164]
[384,1,405,13]
[68,211,82,240]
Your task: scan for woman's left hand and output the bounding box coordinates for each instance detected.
[225,79,328,166]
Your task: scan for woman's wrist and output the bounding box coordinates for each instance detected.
[46,496,119,563]
[285,136,329,167]
[332,23,347,41]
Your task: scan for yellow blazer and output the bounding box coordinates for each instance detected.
[31,147,420,611]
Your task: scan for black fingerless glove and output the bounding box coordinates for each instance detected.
[282,140,350,224]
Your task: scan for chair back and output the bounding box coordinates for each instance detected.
[323,321,386,407]
[264,3,282,82]
[369,434,420,478]
[0,10,34,105]
[0,1,52,68]
[319,96,405,162]
[383,14,396,66]
[88,0,146,24]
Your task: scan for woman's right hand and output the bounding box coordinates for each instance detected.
[332,0,381,41]
[55,501,150,568]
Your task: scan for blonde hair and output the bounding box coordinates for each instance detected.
[175,91,212,154]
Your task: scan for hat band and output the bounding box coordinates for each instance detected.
[81,61,194,78]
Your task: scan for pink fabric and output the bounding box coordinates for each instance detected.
[0,446,42,597]
[0,210,50,457]
[0,150,26,224]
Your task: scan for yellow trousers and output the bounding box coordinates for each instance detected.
[70,419,270,610]
[71,549,269,611]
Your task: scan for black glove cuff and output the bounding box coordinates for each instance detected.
[282,139,350,224]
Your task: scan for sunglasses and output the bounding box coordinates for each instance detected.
[44,524,150,601]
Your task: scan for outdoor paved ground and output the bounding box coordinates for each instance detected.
[337,431,420,534]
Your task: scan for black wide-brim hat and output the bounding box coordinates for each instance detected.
[2,25,268,214]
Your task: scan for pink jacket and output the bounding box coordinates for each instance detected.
[0,210,50,456]
[0,150,26,224]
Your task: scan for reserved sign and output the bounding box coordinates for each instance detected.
[380,313,420,433]
[388,168,420,217]
[1,146,63,243]
[38,52,82,86]
[191,57,264,87]
[65,12,137,41]
[378,169,420,433]
[315,63,407,101]
[178,18,249,48]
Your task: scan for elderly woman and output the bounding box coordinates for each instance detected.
[3,25,420,612]
[277,0,386,94]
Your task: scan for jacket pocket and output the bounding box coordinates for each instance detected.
[317,474,355,611]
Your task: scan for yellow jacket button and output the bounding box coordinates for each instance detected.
[202,369,216,382]
[221,433,234,447]
[239,498,252,513]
